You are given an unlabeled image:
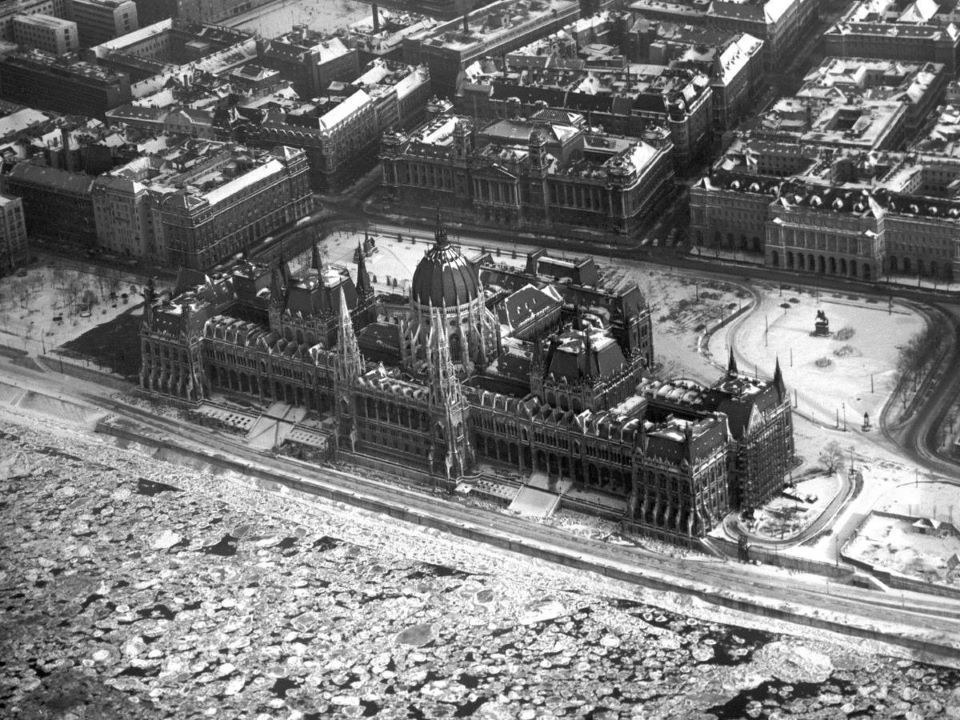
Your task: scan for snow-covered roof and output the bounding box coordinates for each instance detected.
[204,158,284,206]
[318,90,371,131]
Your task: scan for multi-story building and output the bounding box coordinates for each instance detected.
[0,49,131,116]
[690,138,960,280]
[68,0,137,46]
[173,0,277,25]
[380,108,676,235]
[404,0,477,19]
[2,162,95,247]
[262,28,359,97]
[824,0,960,74]
[0,0,66,43]
[13,13,78,55]
[797,57,947,134]
[628,0,819,70]
[85,19,256,91]
[0,191,28,270]
[231,62,431,191]
[130,0,176,27]
[645,27,764,131]
[344,8,438,66]
[140,225,795,546]
[403,0,581,98]
[754,95,907,152]
[91,140,313,268]
[463,61,713,168]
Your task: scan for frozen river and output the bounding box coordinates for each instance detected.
[2,413,959,719]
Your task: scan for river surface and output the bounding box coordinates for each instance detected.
[1,421,958,719]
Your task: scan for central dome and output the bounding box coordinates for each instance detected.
[411,216,480,307]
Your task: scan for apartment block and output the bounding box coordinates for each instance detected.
[91,140,314,269]
[262,28,359,97]
[0,191,28,270]
[824,0,960,74]
[0,0,66,42]
[403,0,581,98]
[13,13,78,55]
[68,0,138,46]
[629,0,819,70]
[2,162,96,247]
[0,49,131,116]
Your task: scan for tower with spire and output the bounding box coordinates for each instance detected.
[727,347,738,376]
[773,357,786,403]
[355,240,374,323]
[425,306,472,479]
[333,287,364,455]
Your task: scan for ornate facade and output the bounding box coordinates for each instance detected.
[380,110,676,236]
[691,141,960,280]
[140,219,794,544]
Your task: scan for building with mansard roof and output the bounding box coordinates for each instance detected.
[689,136,960,280]
[380,107,675,235]
[140,216,794,546]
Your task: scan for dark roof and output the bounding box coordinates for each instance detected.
[410,220,480,307]
[495,351,531,380]
[284,269,357,317]
[709,374,782,439]
[546,328,626,382]
[498,284,560,327]
[358,322,402,364]
[6,162,94,195]
[645,417,726,466]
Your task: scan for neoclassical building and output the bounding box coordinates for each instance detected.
[140,217,794,544]
[380,109,676,236]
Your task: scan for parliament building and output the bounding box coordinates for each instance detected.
[140,217,794,544]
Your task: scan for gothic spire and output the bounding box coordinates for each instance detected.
[434,206,448,247]
[336,286,362,384]
[142,277,155,326]
[356,243,372,299]
[428,306,461,407]
[727,347,738,376]
[582,322,596,379]
[278,250,290,288]
[683,422,695,467]
[312,241,322,271]
[270,265,286,306]
[773,356,786,402]
[531,337,545,374]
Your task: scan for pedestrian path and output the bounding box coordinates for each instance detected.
[195,403,258,432]
[245,402,306,451]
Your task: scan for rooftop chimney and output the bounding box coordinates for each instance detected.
[372,1,380,32]
[463,12,469,34]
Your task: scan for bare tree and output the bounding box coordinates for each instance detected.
[52,263,66,289]
[10,279,26,309]
[819,440,845,474]
[66,277,83,313]
[107,269,122,298]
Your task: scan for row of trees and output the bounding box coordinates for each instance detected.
[897,324,939,379]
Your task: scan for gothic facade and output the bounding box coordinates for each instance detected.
[140,218,794,544]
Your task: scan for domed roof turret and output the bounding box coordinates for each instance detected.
[411,212,480,307]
